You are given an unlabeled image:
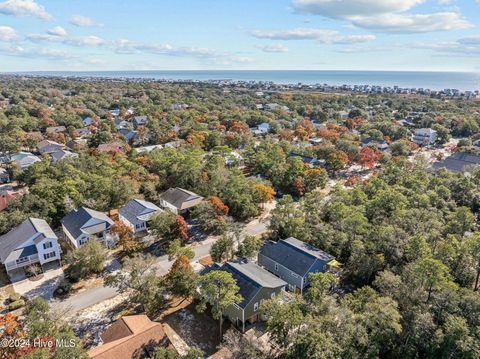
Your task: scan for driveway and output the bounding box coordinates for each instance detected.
[12,267,64,300]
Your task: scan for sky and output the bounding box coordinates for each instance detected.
[0,0,479,72]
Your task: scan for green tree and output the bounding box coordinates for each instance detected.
[196,270,242,338]
[64,239,107,281]
[210,234,234,262]
[236,235,263,259]
[167,255,198,299]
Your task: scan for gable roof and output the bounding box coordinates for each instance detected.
[431,152,480,173]
[61,207,114,239]
[88,315,168,359]
[0,218,57,263]
[159,188,203,210]
[119,199,162,226]
[220,261,286,308]
[260,237,334,277]
[51,149,78,162]
[38,140,64,154]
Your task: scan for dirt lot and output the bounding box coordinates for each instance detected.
[163,302,228,356]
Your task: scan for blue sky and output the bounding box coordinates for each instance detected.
[0,0,479,72]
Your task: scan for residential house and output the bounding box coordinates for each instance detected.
[37,140,64,155]
[258,237,335,294]
[0,185,23,212]
[88,315,170,359]
[134,145,163,154]
[0,218,61,279]
[108,109,121,117]
[61,207,115,248]
[412,128,437,146]
[114,119,130,130]
[216,261,287,332]
[119,128,140,146]
[159,187,203,215]
[132,115,148,127]
[431,152,480,174]
[119,199,162,233]
[309,137,323,146]
[82,116,93,126]
[257,123,270,134]
[361,138,389,151]
[45,126,67,134]
[0,168,9,183]
[97,141,125,154]
[76,128,92,138]
[51,149,79,163]
[289,152,325,168]
[66,139,88,150]
[11,152,41,169]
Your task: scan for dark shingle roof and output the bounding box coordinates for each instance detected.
[159,188,203,210]
[119,199,162,226]
[0,218,56,263]
[431,152,480,173]
[220,261,286,308]
[260,237,334,277]
[61,207,113,239]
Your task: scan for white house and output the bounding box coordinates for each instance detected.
[119,199,163,233]
[61,207,115,248]
[0,218,61,279]
[412,128,437,146]
[159,187,203,215]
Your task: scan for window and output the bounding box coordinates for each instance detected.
[16,256,29,264]
[79,238,88,246]
[271,292,276,298]
[254,302,259,311]
[274,263,278,271]
[43,241,52,250]
[43,252,56,260]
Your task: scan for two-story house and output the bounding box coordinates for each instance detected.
[0,218,61,279]
[216,261,287,332]
[412,128,437,146]
[119,199,163,234]
[159,187,203,215]
[61,207,115,248]
[258,237,335,294]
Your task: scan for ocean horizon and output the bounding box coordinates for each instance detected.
[5,70,480,92]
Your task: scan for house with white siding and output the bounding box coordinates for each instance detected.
[0,218,61,279]
[119,199,162,233]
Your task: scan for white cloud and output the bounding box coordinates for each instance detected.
[70,15,98,27]
[351,12,472,33]
[291,0,472,33]
[293,0,425,18]
[66,35,105,46]
[47,26,67,37]
[255,43,289,52]
[415,35,480,55]
[252,28,375,44]
[0,0,52,20]
[0,26,17,41]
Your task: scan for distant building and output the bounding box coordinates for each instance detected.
[0,168,9,184]
[88,315,170,359]
[0,218,61,279]
[97,141,125,154]
[37,140,64,155]
[289,152,325,168]
[259,237,335,294]
[0,186,22,212]
[159,187,203,215]
[119,199,163,233]
[431,152,480,174]
[11,152,41,169]
[361,138,389,151]
[132,115,148,127]
[412,128,437,146]
[61,207,115,248]
[51,149,78,163]
[45,126,67,134]
[134,145,163,154]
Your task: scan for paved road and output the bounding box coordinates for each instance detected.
[53,208,272,314]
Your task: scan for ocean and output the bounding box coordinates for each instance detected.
[11,70,480,92]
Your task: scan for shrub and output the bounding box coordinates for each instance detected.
[8,299,25,311]
[8,293,21,302]
[53,279,72,297]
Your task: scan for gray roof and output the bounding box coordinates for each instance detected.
[51,150,78,162]
[431,152,480,173]
[159,188,203,210]
[38,140,64,154]
[221,261,286,308]
[0,218,57,263]
[260,237,334,277]
[61,207,114,239]
[119,199,162,226]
